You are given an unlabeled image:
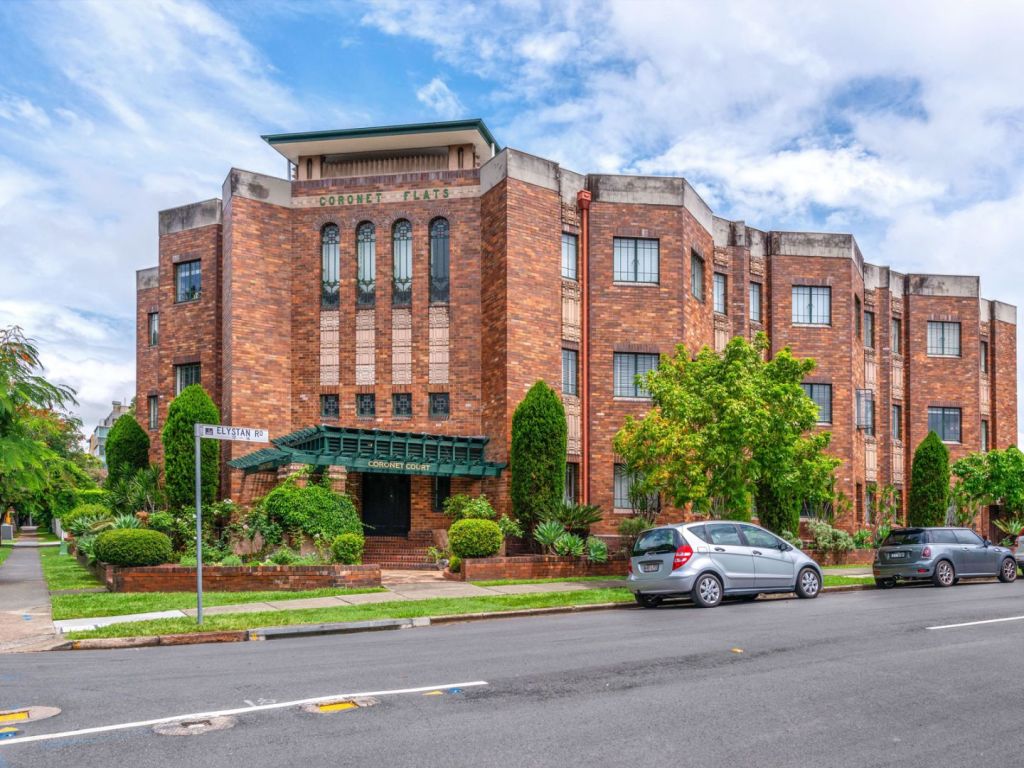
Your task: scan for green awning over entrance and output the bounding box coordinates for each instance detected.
[228,425,506,478]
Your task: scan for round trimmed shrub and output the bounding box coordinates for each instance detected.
[449,519,503,559]
[332,532,365,565]
[94,529,173,567]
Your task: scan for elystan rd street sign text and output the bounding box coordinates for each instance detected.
[194,424,269,443]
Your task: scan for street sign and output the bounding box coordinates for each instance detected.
[194,424,269,443]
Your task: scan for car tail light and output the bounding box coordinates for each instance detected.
[673,544,694,570]
[627,560,633,574]
[922,546,932,558]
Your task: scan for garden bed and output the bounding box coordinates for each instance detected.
[447,555,626,582]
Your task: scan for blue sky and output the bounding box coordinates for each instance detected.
[1,0,1023,440]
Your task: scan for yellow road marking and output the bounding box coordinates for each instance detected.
[318,701,358,713]
[0,712,28,724]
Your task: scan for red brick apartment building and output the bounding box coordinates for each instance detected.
[136,119,1017,553]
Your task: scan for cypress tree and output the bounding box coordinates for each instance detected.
[909,431,950,527]
[162,385,220,509]
[510,380,567,529]
[104,414,150,487]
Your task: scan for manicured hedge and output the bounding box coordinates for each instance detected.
[104,414,150,488]
[449,519,503,559]
[909,432,950,527]
[62,503,111,530]
[95,529,173,567]
[252,480,362,545]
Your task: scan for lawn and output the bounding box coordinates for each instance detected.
[39,548,104,591]
[0,544,12,568]
[66,588,634,639]
[823,574,873,587]
[472,576,625,587]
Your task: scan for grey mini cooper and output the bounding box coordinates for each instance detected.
[873,527,1018,588]
[628,521,824,608]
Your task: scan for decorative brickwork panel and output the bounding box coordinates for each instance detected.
[561,201,580,228]
[980,377,991,415]
[428,305,450,384]
[355,309,375,385]
[864,355,877,390]
[320,310,340,385]
[749,254,765,277]
[865,440,878,482]
[713,247,729,268]
[892,442,904,485]
[392,307,412,384]
[891,358,904,398]
[564,394,581,456]
[561,280,581,343]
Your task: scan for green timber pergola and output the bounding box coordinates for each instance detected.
[228,425,506,478]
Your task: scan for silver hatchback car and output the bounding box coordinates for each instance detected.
[628,521,824,608]
[873,527,1018,588]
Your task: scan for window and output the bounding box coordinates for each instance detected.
[320,394,339,419]
[931,529,957,544]
[147,312,159,346]
[981,420,989,452]
[856,389,875,435]
[561,233,578,280]
[175,261,201,303]
[749,282,762,323]
[741,525,783,549]
[392,393,412,418]
[429,218,450,303]
[892,404,903,441]
[792,286,831,324]
[356,222,376,307]
[392,220,412,307]
[356,394,375,419]
[801,383,832,424]
[614,352,658,398]
[147,395,158,430]
[432,476,451,512]
[690,250,705,301]
[928,406,962,442]
[174,363,200,395]
[562,349,578,396]
[613,464,658,510]
[706,523,743,546]
[321,224,340,309]
[865,487,875,525]
[565,463,579,504]
[954,529,984,546]
[864,311,874,349]
[429,392,450,420]
[713,273,728,314]
[927,321,960,356]
[891,317,902,355]
[613,237,659,284]
[980,340,989,373]
[855,296,862,338]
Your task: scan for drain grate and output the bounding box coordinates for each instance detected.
[153,716,237,736]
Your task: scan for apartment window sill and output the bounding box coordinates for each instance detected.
[613,281,660,288]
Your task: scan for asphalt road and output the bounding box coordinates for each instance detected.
[2,581,1023,768]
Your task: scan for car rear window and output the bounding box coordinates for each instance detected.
[882,529,926,546]
[633,528,678,556]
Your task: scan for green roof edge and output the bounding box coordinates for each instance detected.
[261,119,500,152]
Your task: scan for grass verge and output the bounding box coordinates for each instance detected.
[66,588,634,640]
[823,574,873,587]
[471,576,625,587]
[0,544,12,568]
[39,548,103,591]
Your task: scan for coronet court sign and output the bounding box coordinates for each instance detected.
[192,423,268,623]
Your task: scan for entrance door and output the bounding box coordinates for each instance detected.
[361,473,411,537]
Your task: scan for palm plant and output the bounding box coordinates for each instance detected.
[533,520,565,553]
[994,516,1024,547]
[551,502,604,537]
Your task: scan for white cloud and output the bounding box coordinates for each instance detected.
[416,77,465,119]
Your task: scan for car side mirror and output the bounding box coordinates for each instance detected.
[779,542,792,552]
[984,538,992,547]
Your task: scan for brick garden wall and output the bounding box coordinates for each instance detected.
[99,562,381,592]
[459,555,626,582]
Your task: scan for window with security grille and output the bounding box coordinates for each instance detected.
[174,363,200,395]
[891,317,902,355]
[749,282,762,322]
[892,404,902,441]
[792,286,830,324]
[927,321,960,356]
[691,250,705,301]
[433,476,451,512]
[429,393,450,420]
[392,220,412,307]
[614,352,658,398]
[429,218,450,303]
[562,349,578,396]
[321,224,340,309]
[356,394,375,419]
[356,222,376,307]
[148,395,158,430]
[856,389,875,435]
[801,383,832,424]
[864,311,874,349]
[713,273,727,314]
[320,394,339,419]
[148,312,159,346]
[393,393,412,418]
[613,464,658,511]
[175,261,201,303]
[928,406,961,442]
[613,237,659,284]
[565,463,578,504]
[561,233,577,280]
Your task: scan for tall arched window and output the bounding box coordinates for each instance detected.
[392,219,412,307]
[321,224,340,309]
[429,217,449,304]
[356,221,376,307]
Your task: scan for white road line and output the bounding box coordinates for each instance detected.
[927,615,1024,630]
[0,681,488,747]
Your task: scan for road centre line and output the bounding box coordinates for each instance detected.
[0,681,488,747]
[927,615,1024,630]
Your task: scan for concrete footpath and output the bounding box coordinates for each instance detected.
[0,529,58,652]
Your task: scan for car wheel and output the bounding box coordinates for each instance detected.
[795,567,821,599]
[932,559,956,587]
[875,578,896,589]
[998,557,1017,583]
[691,573,723,608]
[634,594,662,609]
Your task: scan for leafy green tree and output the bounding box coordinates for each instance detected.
[162,384,220,508]
[614,334,839,528]
[908,432,950,526]
[952,446,1024,534]
[104,414,150,488]
[510,380,567,530]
